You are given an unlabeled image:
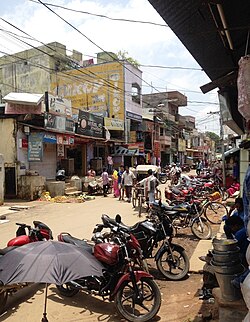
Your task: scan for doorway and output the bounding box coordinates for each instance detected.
[5,167,16,198]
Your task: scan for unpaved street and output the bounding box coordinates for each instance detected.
[0,193,216,322]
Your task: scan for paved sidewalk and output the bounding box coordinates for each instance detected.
[190,222,225,273]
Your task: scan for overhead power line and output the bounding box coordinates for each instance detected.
[29,0,168,27]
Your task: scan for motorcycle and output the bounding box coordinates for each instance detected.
[7,221,53,246]
[149,200,212,240]
[93,213,190,281]
[0,221,53,314]
[57,227,161,322]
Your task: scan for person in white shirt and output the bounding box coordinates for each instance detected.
[138,169,160,205]
[122,166,136,202]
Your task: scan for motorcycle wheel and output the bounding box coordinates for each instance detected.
[115,277,161,322]
[138,195,143,216]
[204,201,228,224]
[191,218,212,240]
[159,176,167,184]
[132,189,137,208]
[156,245,189,280]
[56,284,79,297]
[0,291,8,314]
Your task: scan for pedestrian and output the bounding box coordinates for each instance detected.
[112,169,120,198]
[107,155,113,175]
[118,165,125,201]
[196,160,203,176]
[122,166,136,203]
[138,169,160,206]
[101,167,109,197]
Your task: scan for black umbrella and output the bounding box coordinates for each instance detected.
[0,240,104,321]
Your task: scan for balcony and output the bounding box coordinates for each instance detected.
[160,135,171,146]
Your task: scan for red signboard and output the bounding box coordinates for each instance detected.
[154,141,160,158]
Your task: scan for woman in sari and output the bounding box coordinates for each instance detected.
[112,169,120,198]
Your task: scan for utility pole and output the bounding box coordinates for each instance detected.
[207,110,226,186]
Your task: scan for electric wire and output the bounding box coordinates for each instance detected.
[0,8,220,130]
[29,0,168,28]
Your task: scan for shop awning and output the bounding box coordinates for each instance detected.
[224,147,240,158]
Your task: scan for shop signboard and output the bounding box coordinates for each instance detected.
[44,112,75,133]
[43,133,57,144]
[154,141,160,159]
[76,110,103,138]
[104,117,124,130]
[48,94,72,116]
[28,133,43,161]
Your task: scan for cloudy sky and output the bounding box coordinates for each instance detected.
[0,0,220,133]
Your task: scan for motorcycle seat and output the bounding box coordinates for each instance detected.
[59,233,93,254]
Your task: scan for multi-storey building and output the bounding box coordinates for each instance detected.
[0,42,143,198]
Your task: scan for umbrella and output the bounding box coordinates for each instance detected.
[0,240,104,321]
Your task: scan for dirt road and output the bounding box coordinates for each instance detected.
[0,190,217,322]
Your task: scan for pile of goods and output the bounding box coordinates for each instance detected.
[39,192,95,203]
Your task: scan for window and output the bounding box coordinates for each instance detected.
[131,83,141,104]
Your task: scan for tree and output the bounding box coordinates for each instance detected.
[205,131,220,151]
[116,50,140,68]
[205,131,220,143]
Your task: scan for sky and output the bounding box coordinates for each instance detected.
[0,0,221,134]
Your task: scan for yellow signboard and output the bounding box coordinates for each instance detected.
[104,117,124,131]
[50,62,125,121]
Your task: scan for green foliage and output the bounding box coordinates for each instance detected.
[116,50,140,68]
[205,131,220,143]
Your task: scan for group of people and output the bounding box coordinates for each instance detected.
[87,163,160,205]
[112,166,159,204]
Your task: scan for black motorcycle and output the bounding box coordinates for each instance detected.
[94,213,190,281]
[149,200,212,240]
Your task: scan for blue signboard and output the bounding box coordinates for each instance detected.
[28,133,43,161]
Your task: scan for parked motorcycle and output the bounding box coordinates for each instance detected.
[93,213,190,281]
[0,221,53,314]
[7,221,53,247]
[57,227,161,321]
[149,200,212,240]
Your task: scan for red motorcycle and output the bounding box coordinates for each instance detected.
[57,227,161,322]
[7,221,53,247]
[0,221,53,314]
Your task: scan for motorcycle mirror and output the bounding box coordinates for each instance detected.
[115,214,121,224]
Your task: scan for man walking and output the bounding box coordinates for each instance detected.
[122,166,136,202]
[101,167,109,197]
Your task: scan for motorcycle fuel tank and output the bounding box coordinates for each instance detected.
[94,243,120,266]
[7,235,31,247]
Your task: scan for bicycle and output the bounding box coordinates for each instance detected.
[132,186,162,216]
[132,186,145,216]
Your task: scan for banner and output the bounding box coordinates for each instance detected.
[76,110,103,138]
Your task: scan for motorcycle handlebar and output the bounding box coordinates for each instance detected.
[16,223,31,229]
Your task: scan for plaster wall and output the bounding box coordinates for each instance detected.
[0,118,16,164]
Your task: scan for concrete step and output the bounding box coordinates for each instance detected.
[64,190,82,196]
